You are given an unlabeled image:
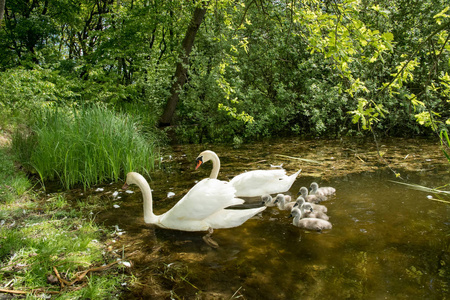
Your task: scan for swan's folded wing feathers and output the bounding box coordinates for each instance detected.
[229,169,287,187]
[204,206,266,229]
[162,179,243,222]
[229,169,300,197]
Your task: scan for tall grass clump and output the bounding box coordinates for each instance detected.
[14,105,158,190]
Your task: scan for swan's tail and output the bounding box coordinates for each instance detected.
[205,206,266,229]
[281,169,302,191]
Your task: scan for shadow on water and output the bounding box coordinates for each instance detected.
[87,137,449,299]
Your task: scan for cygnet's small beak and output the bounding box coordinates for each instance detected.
[122,183,129,190]
[297,191,301,195]
[289,213,293,218]
[293,202,298,207]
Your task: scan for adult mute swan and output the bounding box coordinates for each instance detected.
[122,172,266,247]
[310,182,336,197]
[195,150,301,197]
[289,207,332,231]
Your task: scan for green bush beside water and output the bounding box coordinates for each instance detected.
[13,105,158,190]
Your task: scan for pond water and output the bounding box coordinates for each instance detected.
[95,138,449,299]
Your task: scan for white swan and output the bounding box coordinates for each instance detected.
[310,182,336,197]
[298,186,327,204]
[294,195,328,213]
[289,207,332,231]
[123,172,266,246]
[195,150,301,197]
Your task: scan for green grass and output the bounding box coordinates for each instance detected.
[0,147,32,203]
[13,104,159,190]
[1,139,129,299]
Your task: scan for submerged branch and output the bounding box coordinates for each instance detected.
[274,154,323,164]
[389,180,450,195]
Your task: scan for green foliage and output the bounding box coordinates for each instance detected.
[0,147,32,203]
[1,131,127,298]
[0,68,79,126]
[0,198,125,298]
[13,105,158,190]
[440,130,450,162]
[1,0,449,144]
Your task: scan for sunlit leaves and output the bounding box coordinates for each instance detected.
[414,111,440,130]
[433,6,449,25]
[218,103,254,123]
[346,78,369,97]
[349,98,387,130]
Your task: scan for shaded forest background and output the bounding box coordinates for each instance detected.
[1,0,449,144]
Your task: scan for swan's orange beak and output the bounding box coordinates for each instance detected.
[122,183,129,190]
[195,157,203,170]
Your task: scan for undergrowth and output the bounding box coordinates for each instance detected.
[0,144,130,298]
[13,104,159,190]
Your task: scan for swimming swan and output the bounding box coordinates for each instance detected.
[123,172,266,246]
[289,207,332,231]
[298,186,327,204]
[274,194,296,211]
[301,202,329,220]
[195,150,301,197]
[261,194,276,207]
[294,195,328,213]
[309,182,336,197]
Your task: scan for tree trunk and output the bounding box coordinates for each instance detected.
[158,4,207,127]
[0,0,6,26]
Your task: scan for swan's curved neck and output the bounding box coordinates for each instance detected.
[206,151,220,179]
[133,174,158,224]
[293,212,302,226]
[279,198,286,209]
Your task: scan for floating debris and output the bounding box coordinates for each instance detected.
[113,204,120,208]
[121,261,131,268]
[95,188,104,192]
[112,191,119,198]
[167,192,175,198]
[270,163,283,168]
[113,225,123,232]
[125,190,134,194]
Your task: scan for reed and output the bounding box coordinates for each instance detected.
[15,105,158,190]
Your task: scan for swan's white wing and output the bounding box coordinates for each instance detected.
[229,169,301,197]
[160,178,243,223]
[203,206,266,229]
